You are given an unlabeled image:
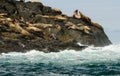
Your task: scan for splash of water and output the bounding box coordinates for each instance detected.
[0,44,120,65]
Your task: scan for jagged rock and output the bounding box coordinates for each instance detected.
[0,0,112,53]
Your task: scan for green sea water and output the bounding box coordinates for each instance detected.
[0,44,120,76]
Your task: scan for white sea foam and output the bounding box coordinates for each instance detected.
[0,44,120,65]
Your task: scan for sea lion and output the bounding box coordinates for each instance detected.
[91,22,103,29]
[4,17,13,21]
[65,22,91,34]
[25,26,45,37]
[77,23,91,34]
[52,8,61,12]
[79,12,91,23]
[0,17,8,24]
[30,0,39,2]
[35,14,67,20]
[14,21,31,35]
[77,23,91,30]
[52,8,62,15]
[0,13,7,18]
[65,22,77,29]
[21,30,31,36]
[6,18,30,35]
[61,14,68,18]
[26,22,53,29]
[6,18,16,28]
[73,10,81,19]
[25,26,43,32]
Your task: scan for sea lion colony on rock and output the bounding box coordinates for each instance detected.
[0,10,103,40]
[73,10,103,30]
[0,1,112,52]
[80,12,103,29]
[0,13,63,40]
[0,1,103,39]
[1,1,102,30]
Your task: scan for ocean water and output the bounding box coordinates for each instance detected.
[0,44,120,76]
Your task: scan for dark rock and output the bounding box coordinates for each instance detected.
[0,0,112,53]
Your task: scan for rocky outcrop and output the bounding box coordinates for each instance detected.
[0,0,112,53]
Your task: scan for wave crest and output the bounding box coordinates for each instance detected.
[0,44,120,65]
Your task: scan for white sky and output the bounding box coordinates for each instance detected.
[26,0,120,44]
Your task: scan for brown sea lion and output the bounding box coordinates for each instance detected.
[0,13,7,18]
[52,8,61,12]
[77,23,91,34]
[30,0,39,2]
[25,26,43,32]
[6,18,30,35]
[14,21,31,35]
[36,14,67,20]
[52,8,62,15]
[73,10,81,19]
[91,22,103,29]
[65,22,91,34]
[26,22,53,29]
[79,12,91,23]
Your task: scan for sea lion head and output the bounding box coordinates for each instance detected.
[6,18,13,22]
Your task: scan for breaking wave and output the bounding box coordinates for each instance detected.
[0,44,120,75]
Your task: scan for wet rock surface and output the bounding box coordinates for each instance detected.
[0,0,112,53]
